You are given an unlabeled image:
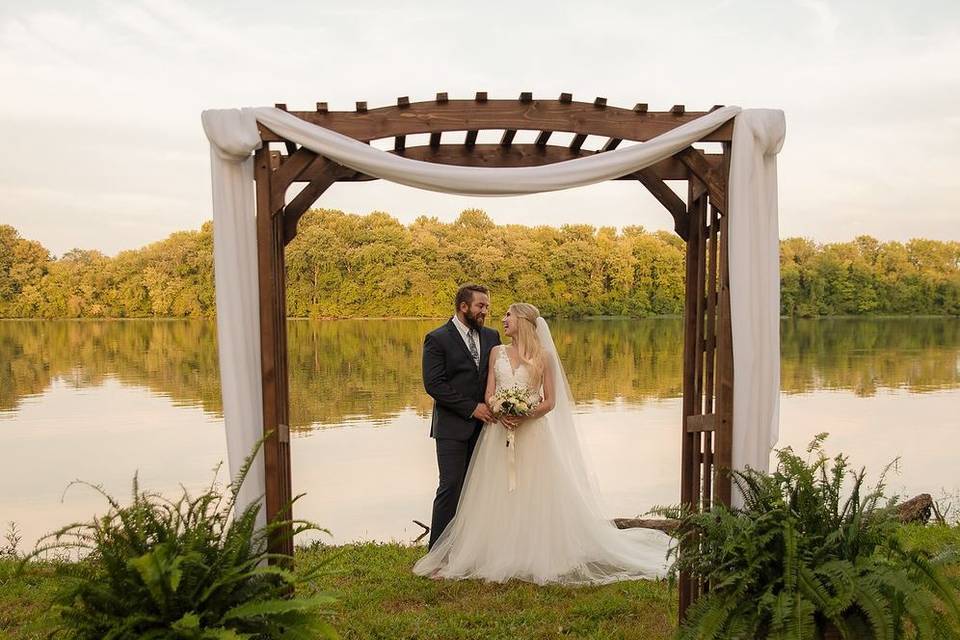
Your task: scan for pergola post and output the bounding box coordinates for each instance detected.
[254,146,294,562]
[677,143,735,615]
[714,141,735,508]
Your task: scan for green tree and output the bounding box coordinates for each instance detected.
[1,216,958,319]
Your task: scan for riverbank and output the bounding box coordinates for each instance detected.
[3,526,959,639]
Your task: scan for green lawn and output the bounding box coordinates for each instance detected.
[2,525,958,640]
[298,543,676,639]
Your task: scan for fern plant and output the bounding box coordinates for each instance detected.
[654,433,960,640]
[21,438,339,639]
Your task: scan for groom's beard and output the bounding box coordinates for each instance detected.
[464,310,485,331]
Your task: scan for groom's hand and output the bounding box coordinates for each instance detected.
[472,403,495,423]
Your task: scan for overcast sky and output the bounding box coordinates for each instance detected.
[2,0,958,257]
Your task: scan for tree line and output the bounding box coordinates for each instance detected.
[1,209,958,319]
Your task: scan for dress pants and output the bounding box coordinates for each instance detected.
[428,425,481,549]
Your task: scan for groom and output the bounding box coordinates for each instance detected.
[422,283,501,549]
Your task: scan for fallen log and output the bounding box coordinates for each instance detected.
[613,494,933,535]
[613,518,678,534]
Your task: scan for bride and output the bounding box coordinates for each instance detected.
[413,302,670,585]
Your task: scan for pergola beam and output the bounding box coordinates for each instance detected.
[601,137,622,152]
[282,159,353,244]
[678,147,727,213]
[282,145,723,182]
[269,146,318,213]
[636,168,689,240]
[569,134,587,153]
[258,99,733,144]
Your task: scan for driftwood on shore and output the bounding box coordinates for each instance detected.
[613,493,935,534]
[613,518,679,533]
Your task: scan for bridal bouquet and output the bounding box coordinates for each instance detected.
[491,384,538,419]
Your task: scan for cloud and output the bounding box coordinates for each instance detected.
[2,0,958,255]
[793,0,840,40]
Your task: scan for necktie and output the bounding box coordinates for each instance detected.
[467,330,480,368]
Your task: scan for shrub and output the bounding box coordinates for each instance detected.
[22,440,338,639]
[655,434,960,639]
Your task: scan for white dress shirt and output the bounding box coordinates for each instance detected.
[451,314,480,364]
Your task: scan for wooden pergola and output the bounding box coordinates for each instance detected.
[252,92,735,617]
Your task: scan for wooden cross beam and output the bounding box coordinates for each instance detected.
[280,158,354,244]
[277,145,724,182]
[270,147,318,214]
[635,169,689,241]
[677,147,727,213]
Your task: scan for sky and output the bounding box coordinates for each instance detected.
[2,0,959,257]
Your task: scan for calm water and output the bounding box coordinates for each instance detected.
[2,318,959,549]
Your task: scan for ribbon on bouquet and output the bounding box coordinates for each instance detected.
[505,428,516,492]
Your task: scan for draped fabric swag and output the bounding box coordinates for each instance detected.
[201,105,786,515]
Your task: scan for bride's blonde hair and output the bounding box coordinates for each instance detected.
[508,303,545,379]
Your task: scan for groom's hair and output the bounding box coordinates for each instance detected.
[455,283,488,310]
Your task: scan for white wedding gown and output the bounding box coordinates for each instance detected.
[414,325,671,585]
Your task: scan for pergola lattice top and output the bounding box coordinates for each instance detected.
[260,93,730,244]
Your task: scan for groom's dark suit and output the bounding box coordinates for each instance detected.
[422,318,500,548]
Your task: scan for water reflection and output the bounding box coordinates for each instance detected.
[1,317,958,549]
[0,319,222,419]
[2,318,957,427]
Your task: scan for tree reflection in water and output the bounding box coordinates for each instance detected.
[0,317,957,428]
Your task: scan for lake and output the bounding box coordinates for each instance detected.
[2,317,958,551]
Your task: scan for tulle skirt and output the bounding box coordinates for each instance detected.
[413,416,672,585]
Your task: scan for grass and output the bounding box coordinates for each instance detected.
[1,542,675,640]
[1,525,957,640]
[0,556,73,639]
[897,521,960,555]
[297,543,676,639]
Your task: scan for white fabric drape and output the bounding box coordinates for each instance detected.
[728,111,786,499]
[201,109,267,526]
[201,105,785,516]
[253,106,738,195]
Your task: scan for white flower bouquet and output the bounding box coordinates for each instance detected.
[490,384,538,418]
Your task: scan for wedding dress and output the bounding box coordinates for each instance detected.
[413,318,670,585]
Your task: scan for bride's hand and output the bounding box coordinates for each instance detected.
[502,415,527,430]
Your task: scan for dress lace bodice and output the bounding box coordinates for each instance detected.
[493,346,542,402]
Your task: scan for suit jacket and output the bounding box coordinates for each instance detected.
[422,319,501,441]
